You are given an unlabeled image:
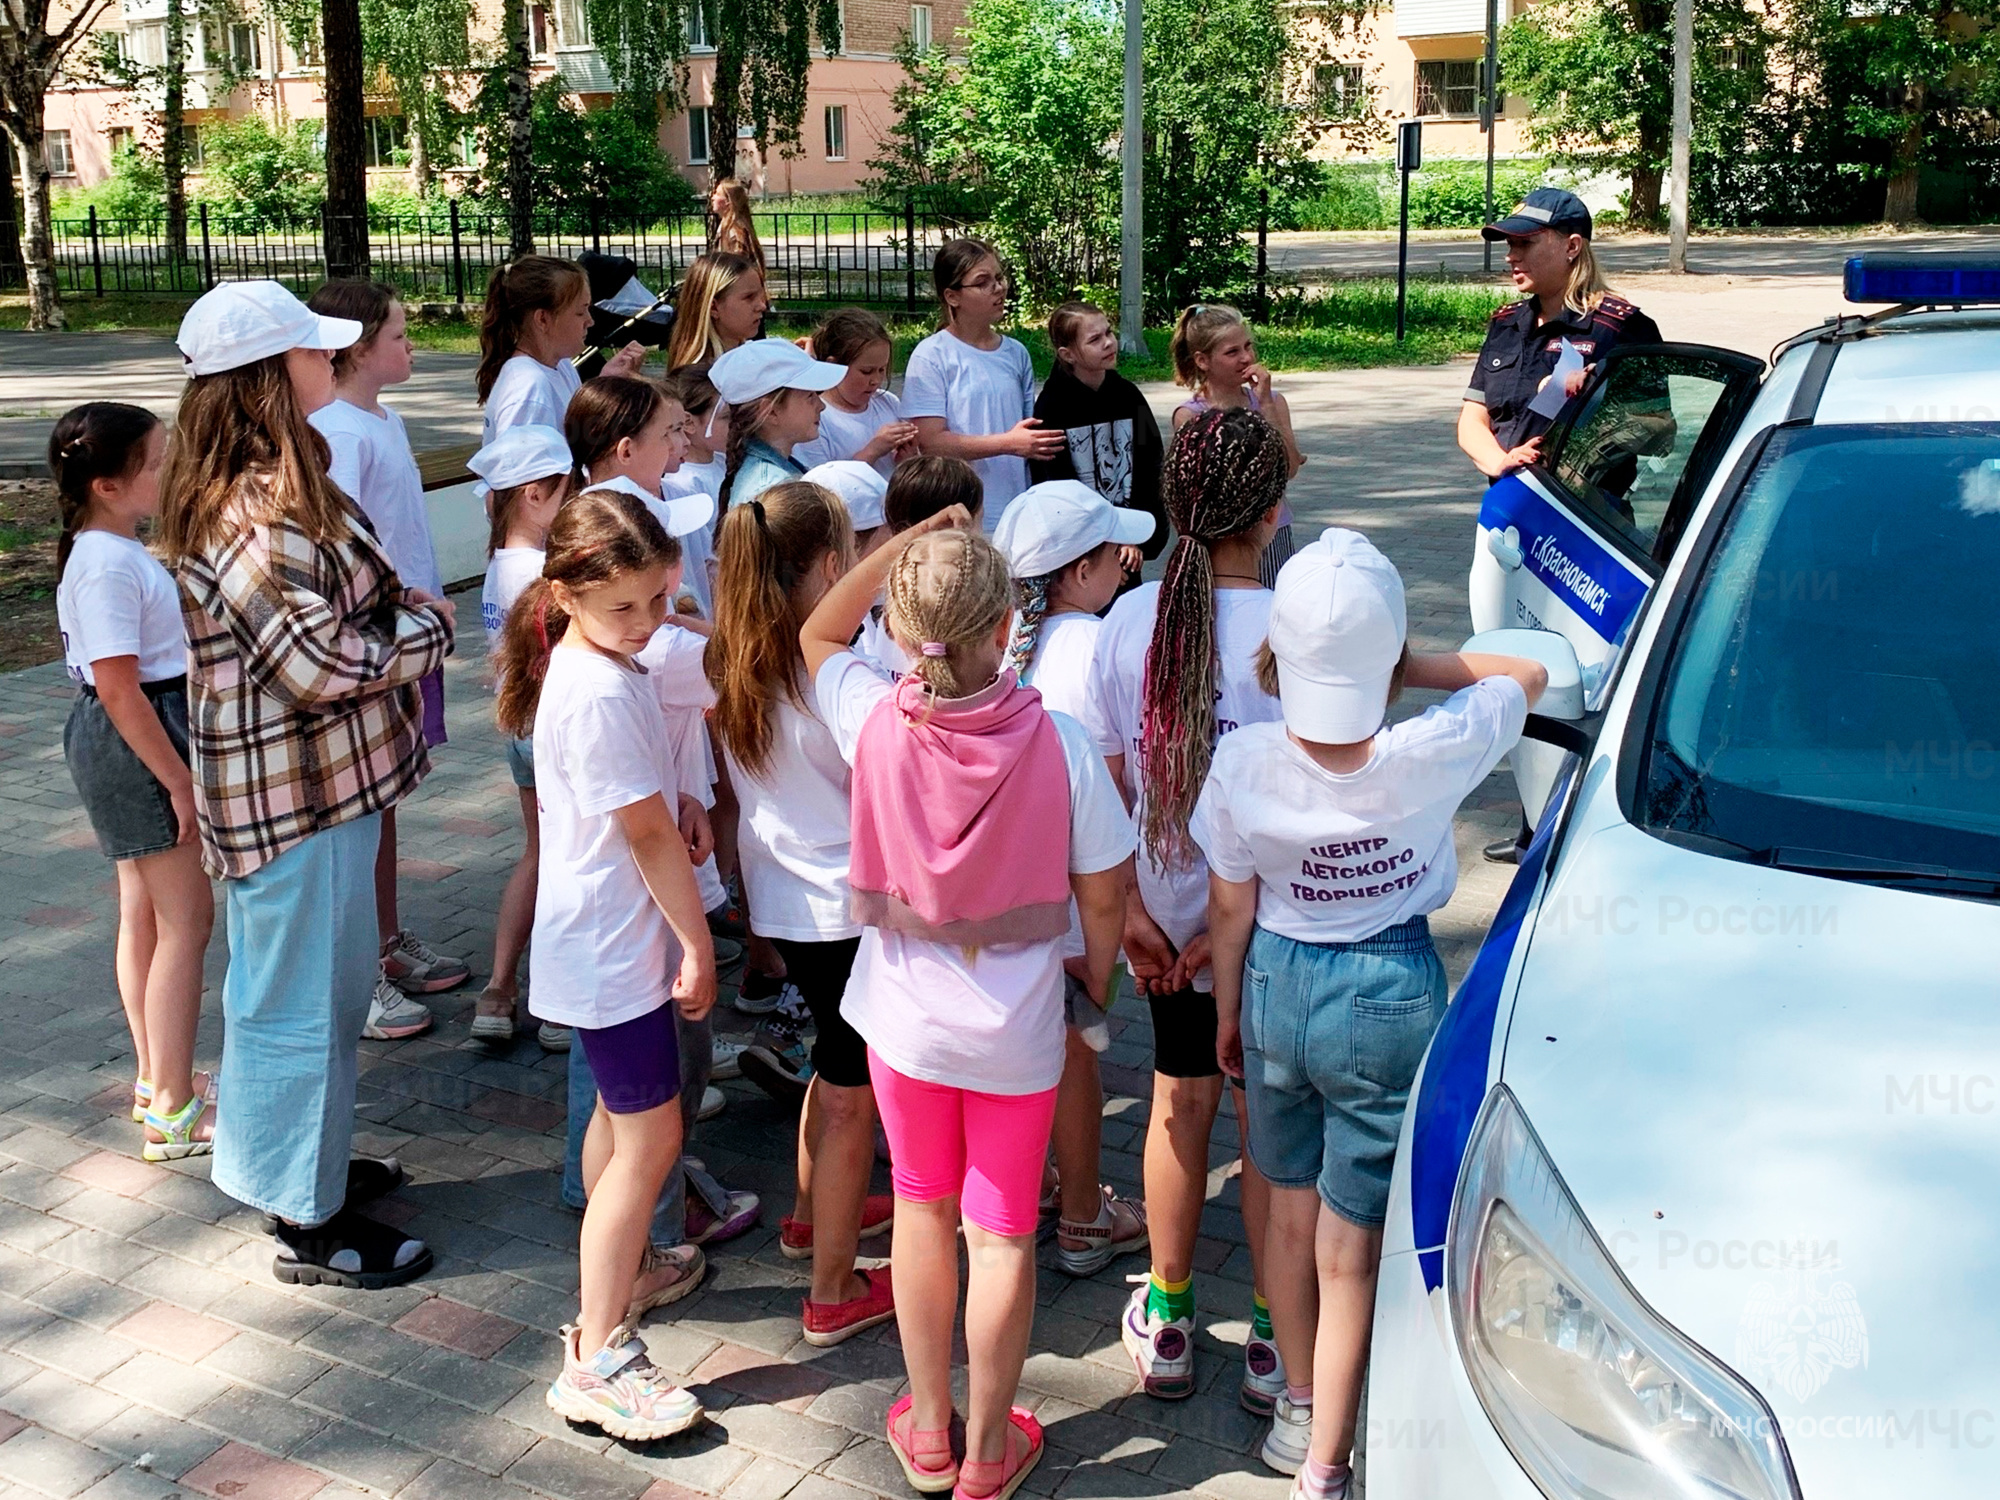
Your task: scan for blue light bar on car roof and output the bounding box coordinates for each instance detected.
[1845,256,2000,304]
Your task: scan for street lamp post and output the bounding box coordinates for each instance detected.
[1119,0,1144,354]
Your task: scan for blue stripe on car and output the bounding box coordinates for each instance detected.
[1409,767,1572,1292]
[1478,474,1649,644]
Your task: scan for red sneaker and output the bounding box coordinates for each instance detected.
[802,1266,895,1348]
[780,1193,894,1260]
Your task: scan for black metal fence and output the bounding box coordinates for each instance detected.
[2,199,973,311]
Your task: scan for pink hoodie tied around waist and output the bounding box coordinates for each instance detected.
[847,670,1073,947]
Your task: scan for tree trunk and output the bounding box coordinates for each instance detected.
[710,35,743,195]
[0,139,22,290]
[163,0,188,262]
[1628,165,1663,227]
[1883,84,1926,225]
[322,0,370,275]
[7,125,65,329]
[409,111,432,196]
[503,0,534,255]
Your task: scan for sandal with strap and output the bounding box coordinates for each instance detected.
[273,1206,432,1290]
[142,1088,216,1163]
[470,988,519,1046]
[133,1070,215,1124]
[887,1394,960,1494]
[954,1409,1042,1500]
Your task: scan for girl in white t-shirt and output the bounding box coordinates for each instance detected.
[493,489,713,1442]
[1191,531,1543,1500]
[703,479,896,1348]
[993,480,1155,1279]
[662,368,730,608]
[470,424,575,1051]
[901,238,1064,518]
[477,255,646,448]
[794,308,918,477]
[51,402,216,1164]
[1082,406,1289,1410]
[308,279,461,1039]
[801,518,1134,1500]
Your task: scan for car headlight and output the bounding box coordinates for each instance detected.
[1447,1086,1799,1500]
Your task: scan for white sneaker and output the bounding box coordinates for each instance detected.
[1261,1392,1313,1475]
[1241,1331,1286,1414]
[696,1085,725,1122]
[1120,1282,1195,1400]
[710,1036,746,1080]
[364,975,433,1040]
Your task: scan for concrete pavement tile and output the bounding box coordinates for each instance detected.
[500,1440,651,1500]
[386,1400,537,1475]
[82,1405,225,1479]
[25,1275,147,1333]
[721,1456,810,1500]
[98,1350,232,1418]
[776,1477,875,1500]
[189,1385,329,1457]
[0,1426,119,1498]
[106,1303,235,1364]
[203,1286,333,1344]
[75,1465,188,1500]
[39,1231,155,1284]
[398,1458,542,1500]
[615,1424,755,1494]
[297,1312,426,1376]
[1,1367,130,1439]
[9,1318,132,1384]
[492,1387,612,1454]
[114,1259,239,1316]
[0,1166,86,1213]
[180,1443,328,1500]
[396,1343,530,1413]
[1148,1436,1291,1500]
[55,1157,156,1202]
[289,1422,433,1495]
[707,1405,849,1468]
[296,1364,438,1435]
[197,1335,332,1399]
[392,1297,523,1359]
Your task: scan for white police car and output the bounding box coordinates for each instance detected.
[1369,258,2000,1499]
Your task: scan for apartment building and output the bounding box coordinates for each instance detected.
[37,0,966,193]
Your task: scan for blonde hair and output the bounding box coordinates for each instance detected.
[1564,238,1609,319]
[704,480,853,777]
[158,356,352,566]
[885,529,1014,700]
[667,252,763,371]
[1169,303,1249,390]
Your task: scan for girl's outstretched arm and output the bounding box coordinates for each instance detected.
[799,505,973,677]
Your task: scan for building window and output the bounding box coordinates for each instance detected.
[364,115,410,168]
[1709,43,1747,69]
[173,125,205,168]
[556,0,592,46]
[294,30,321,66]
[46,131,74,176]
[129,21,167,66]
[688,106,711,164]
[824,104,847,160]
[107,125,135,157]
[230,23,262,70]
[687,1,711,50]
[529,4,550,54]
[1316,63,1364,120]
[1415,59,1479,118]
[909,2,932,50]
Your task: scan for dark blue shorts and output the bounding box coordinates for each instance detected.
[574,1004,682,1115]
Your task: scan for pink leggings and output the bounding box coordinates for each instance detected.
[868,1049,1058,1237]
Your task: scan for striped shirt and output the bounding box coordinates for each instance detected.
[172,473,453,879]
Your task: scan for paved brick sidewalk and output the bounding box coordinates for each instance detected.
[0,365,1516,1500]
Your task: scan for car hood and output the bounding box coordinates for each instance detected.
[1501,819,2000,1497]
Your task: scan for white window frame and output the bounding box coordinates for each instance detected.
[46,130,74,176]
[910,2,932,50]
[688,105,711,164]
[687,1,712,50]
[556,0,593,47]
[824,103,847,161]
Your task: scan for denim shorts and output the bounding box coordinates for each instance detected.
[63,681,189,862]
[505,736,535,789]
[1240,917,1446,1228]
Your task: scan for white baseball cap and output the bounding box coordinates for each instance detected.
[803,460,889,531]
[176,280,361,377]
[709,338,846,404]
[581,474,716,538]
[1268,528,1407,742]
[993,480,1155,580]
[468,425,573,501]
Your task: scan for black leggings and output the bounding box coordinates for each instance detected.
[770,936,866,1087]
[1145,985,1222,1080]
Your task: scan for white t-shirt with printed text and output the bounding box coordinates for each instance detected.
[1082,581,1280,992]
[899,330,1035,520]
[1191,679,1528,943]
[528,645,681,1030]
[1021,610,1105,959]
[481,546,544,678]
[637,622,727,912]
[817,651,1135,1094]
[57,531,185,687]
[311,399,441,595]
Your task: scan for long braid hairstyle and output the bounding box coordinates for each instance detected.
[886,529,1013,701]
[718,389,785,518]
[1139,406,1289,866]
[1007,572,1054,681]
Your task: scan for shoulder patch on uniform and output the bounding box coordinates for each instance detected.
[1490,301,1524,322]
[1594,294,1636,323]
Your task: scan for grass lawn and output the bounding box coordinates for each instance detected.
[2,277,1509,379]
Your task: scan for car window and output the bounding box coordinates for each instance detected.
[1640,424,2000,868]
[1550,352,1751,558]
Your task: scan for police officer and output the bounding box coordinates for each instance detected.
[1457,187,1663,481]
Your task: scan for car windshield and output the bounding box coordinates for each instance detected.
[1641,423,2000,872]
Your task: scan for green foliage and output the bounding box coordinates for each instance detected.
[357,0,472,185]
[1408,158,1560,228]
[52,145,167,223]
[195,119,327,228]
[583,0,697,128]
[469,78,696,225]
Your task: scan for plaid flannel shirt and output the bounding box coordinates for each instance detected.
[173,474,453,880]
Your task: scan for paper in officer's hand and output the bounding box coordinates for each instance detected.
[1528,339,1586,420]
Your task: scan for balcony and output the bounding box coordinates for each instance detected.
[1395,0,1488,38]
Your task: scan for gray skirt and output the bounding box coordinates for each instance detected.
[63,679,189,862]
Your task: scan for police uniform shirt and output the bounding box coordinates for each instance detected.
[1465,294,1663,453]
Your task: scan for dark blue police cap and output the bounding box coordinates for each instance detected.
[1481,186,1593,242]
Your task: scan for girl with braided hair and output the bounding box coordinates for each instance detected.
[802,514,1136,1500]
[1081,405,1290,1408]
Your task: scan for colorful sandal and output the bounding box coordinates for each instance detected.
[131,1077,150,1124]
[953,1409,1042,1500]
[887,1394,959,1494]
[142,1090,215,1163]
